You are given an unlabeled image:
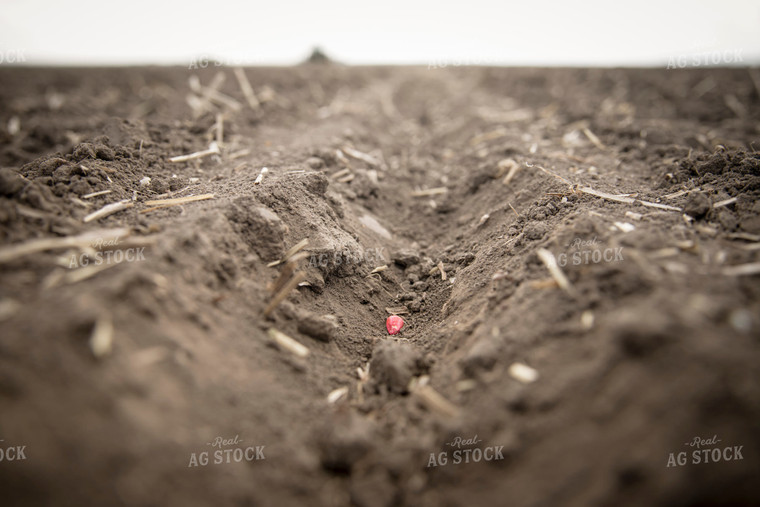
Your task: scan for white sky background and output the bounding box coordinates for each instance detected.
[0,0,759,66]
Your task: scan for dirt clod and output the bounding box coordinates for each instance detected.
[684,192,711,219]
[226,198,287,261]
[392,249,421,267]
[0,168,24,196]
[315,411,375,473]
[298,314,339,342]
[370,340,426,394]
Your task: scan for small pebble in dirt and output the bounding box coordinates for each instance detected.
[386,315,404,335]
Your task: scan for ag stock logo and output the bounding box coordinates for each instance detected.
[666,434,744,468]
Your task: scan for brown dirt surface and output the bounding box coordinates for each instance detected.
[1,65,759,506]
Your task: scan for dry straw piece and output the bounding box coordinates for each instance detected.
[330,168,351,180]
[215,113,224,145]
[263,271,307,317]
[536,248,576,296]
[269,260,298,295]
[254,167,269,185]
[327,386,349,404]
[508,362,539,384]
[169,142,220,163]
[581,310,595,330]
[469,127,508,146]
[0,298,21,322]
[89,316,114,358]
[713,197,738,208]
[438,261,447,281]
[267,328,309,358]
[83,199,133,223]
[499,158,521,185]
[727,232,760,242]
[411,187,448,197]
[199,73,243,111]
[356,362,370,403]
[578,187,681,212]
[267,238,310,268]
[60,262,117,286]
[233,67,260,110]
[229,148,252,160]
[722,263,760,276]
[82,189,112,199]
[269,255,309,295]
[152,184,197,200]
[664,188,701,200]
[413,383,461,419]
[582,127,606,150]
[342,146,381,167]
[614,221,636,233]
[140,194,215,214]
[0,228,131,264]
[335,149,352,168]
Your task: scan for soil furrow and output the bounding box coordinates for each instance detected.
[0,66,759,506]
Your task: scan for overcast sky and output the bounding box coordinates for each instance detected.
[0,0,758,66]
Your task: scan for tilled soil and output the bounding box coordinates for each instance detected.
[0,65,759,506]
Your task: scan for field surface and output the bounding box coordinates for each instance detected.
[0,65,759,506]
